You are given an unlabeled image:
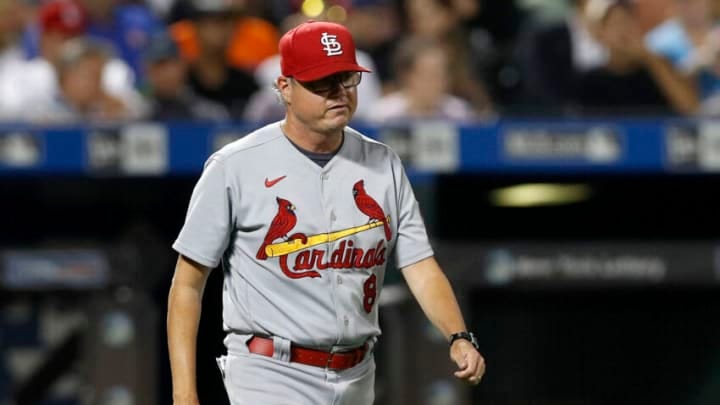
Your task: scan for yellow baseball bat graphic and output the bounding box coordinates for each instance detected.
[265,216,391,257]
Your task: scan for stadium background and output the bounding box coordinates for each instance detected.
[2,0,720,404]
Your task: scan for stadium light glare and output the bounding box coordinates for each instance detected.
[489,183,592,207]
[326,5,347,22]
[301,0,325,17]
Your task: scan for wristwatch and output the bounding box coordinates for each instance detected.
[449,331,480,351]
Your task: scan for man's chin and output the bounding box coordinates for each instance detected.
[324,113,351,129]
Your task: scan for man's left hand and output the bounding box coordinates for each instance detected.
[450,339,486,385]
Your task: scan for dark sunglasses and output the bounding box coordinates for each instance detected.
[295,72,362,94]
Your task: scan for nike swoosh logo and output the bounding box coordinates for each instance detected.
[265,175,287,188]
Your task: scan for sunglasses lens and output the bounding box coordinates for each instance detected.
[302,72,362,93]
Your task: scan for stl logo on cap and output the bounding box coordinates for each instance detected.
[279,21,371,81]
[320,32,343,56]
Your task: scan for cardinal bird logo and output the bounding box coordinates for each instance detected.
[256,197,297,260]
[353,180,391,241]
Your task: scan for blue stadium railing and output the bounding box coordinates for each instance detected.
[0,117,717,176]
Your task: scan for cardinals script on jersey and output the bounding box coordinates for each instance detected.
[256,185,390,280]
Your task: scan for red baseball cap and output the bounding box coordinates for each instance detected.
[280,21,371,82]
[39,0,87,37]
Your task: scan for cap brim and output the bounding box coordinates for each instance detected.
[293,62,371,82]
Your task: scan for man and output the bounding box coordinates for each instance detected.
[368,36,477,123]
[167,20,485,405]
[141,30,229,122]
[174,0,259,119]
[577,0,698,115]
[50,38,130,123]
[516,0,609,113]
[244,14,383,124]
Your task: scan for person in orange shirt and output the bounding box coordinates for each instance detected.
[169,0,278,72]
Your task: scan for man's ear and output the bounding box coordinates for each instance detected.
[277,76,292,104]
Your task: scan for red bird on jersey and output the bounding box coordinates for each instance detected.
[353,180,391,241]
[256,197,297,260]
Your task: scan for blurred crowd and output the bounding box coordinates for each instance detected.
[2,0,720,125]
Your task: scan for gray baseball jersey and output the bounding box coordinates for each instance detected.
[173,121,433,350]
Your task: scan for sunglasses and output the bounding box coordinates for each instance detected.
[295,72,362,94]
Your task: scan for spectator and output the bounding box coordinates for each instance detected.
[36,0,88,65]
[401,0,494,116]
[645,0,720,100]
[575,0,698,115]
[367,36,478,123]
[21,0,163,82]
[633,0,673,33]
[141,30,229,121]
[449,0,528,108]
[79,0,162,81]
[515,0,610,114]
[169,0,280,72]
[645,0,705,66]
[0,0,145,122]
[12,38,136,123]
[0,0,34,106]
[0,0,33,69]
[175,0,259,118]
[342,0,403,84]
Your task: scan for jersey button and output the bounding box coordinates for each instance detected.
[337,275,342,284]
[343,315,349,326]
[330,212,337,222]
[322,174,329,181]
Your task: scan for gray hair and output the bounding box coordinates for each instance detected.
[273,78,289,106]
